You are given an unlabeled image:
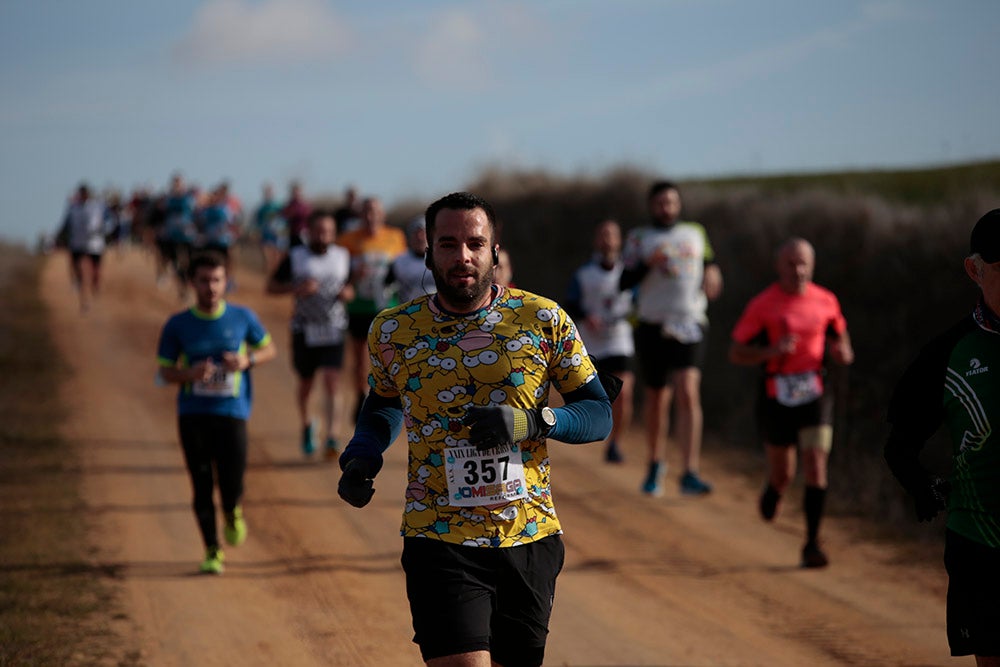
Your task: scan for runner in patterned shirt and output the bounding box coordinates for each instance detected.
[729,238,853,568]
[268,211,354,459]
[156,251,276,574]
[566,219,636,463]
[336,192,612,667]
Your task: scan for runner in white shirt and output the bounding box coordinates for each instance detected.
[268,211,354,459]
[387,217,436,303]
[566,220,636,463]
[620,180,723,497]
[58,183,111,313]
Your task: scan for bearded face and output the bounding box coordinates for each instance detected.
[428,208,496,312]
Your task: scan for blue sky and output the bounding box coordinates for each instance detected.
[2,0,998,245]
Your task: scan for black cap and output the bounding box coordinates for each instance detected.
[970,209,1000,263]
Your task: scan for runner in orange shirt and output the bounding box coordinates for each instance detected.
[337,196,406,419]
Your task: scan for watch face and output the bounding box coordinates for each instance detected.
[541,407,556,427]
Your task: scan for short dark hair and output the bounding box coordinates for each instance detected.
[647,180,679,201]
[308,209,334,227]
[424,192,500,244]
[187,250,227,278]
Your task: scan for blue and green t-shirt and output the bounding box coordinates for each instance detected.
[157,302,271,419]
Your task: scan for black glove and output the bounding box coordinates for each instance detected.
[464,406,543,452]
[338,457,381,508]
[914,476,950,522]
[597,370,623,403]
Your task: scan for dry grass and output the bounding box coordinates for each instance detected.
[0,244,139,666]
[448,160,1000,534]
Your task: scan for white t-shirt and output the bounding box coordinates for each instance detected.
[288,244,351,344]
[569,259,634,359]
[622,221,714,330]
[64,199,108,255]
[391,251,436,303]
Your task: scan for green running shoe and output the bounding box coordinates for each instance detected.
[224,506,247,547]
[199,547,225,575]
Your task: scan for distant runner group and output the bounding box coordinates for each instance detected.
[53,173,999,666]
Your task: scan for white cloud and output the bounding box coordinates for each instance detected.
[412,5,553,88]
[173,0,352,66]
[414,11,488,87]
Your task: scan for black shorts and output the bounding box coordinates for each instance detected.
[633,321,706,388]
[291,331,345,378]
[945,529,1000,657]
[757,394,833,446]
[593,354,633,376]
[400,535,565,666]
[348,312,376,341]
[70,251,102,266]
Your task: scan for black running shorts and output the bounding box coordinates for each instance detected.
[71,251,103,266]
[400,534,564,666]
[633,321,706,388]
[593,354,633,376]
[291,331,344,378]
[756,394,834,446]
[347,312,376,341]
[944,528,1000,657]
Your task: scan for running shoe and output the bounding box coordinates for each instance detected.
[759,485,781,521]
[641,461,665,496]
[224,506,247,547]
[679,471,712,496]
[199,547,225,575]
[301,422,316,456]
[801,542,829,569]
[604,440,624,463]
[324,437,340,462]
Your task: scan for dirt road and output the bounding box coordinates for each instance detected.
[42,249,954,666]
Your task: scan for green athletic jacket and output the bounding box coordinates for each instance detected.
[885,301,1000,548]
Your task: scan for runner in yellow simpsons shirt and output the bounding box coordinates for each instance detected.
[336,192,612,667]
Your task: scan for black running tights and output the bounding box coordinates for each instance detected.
[178,414,248,549]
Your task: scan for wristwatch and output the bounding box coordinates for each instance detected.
[539,407,557,435]
[248,351,256,368]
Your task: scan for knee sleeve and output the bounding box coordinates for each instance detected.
[799,425,832,453]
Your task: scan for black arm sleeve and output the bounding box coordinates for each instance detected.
[271,254,292,284]
[883,322,964,498]
[618,262,650,291]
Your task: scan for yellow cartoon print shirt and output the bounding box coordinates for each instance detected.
[368,286,597,547]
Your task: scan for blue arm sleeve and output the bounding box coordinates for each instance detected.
[340,392,404,475]
[548,377,613,444]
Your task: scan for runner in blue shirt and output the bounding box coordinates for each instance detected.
[156,251,276,574]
